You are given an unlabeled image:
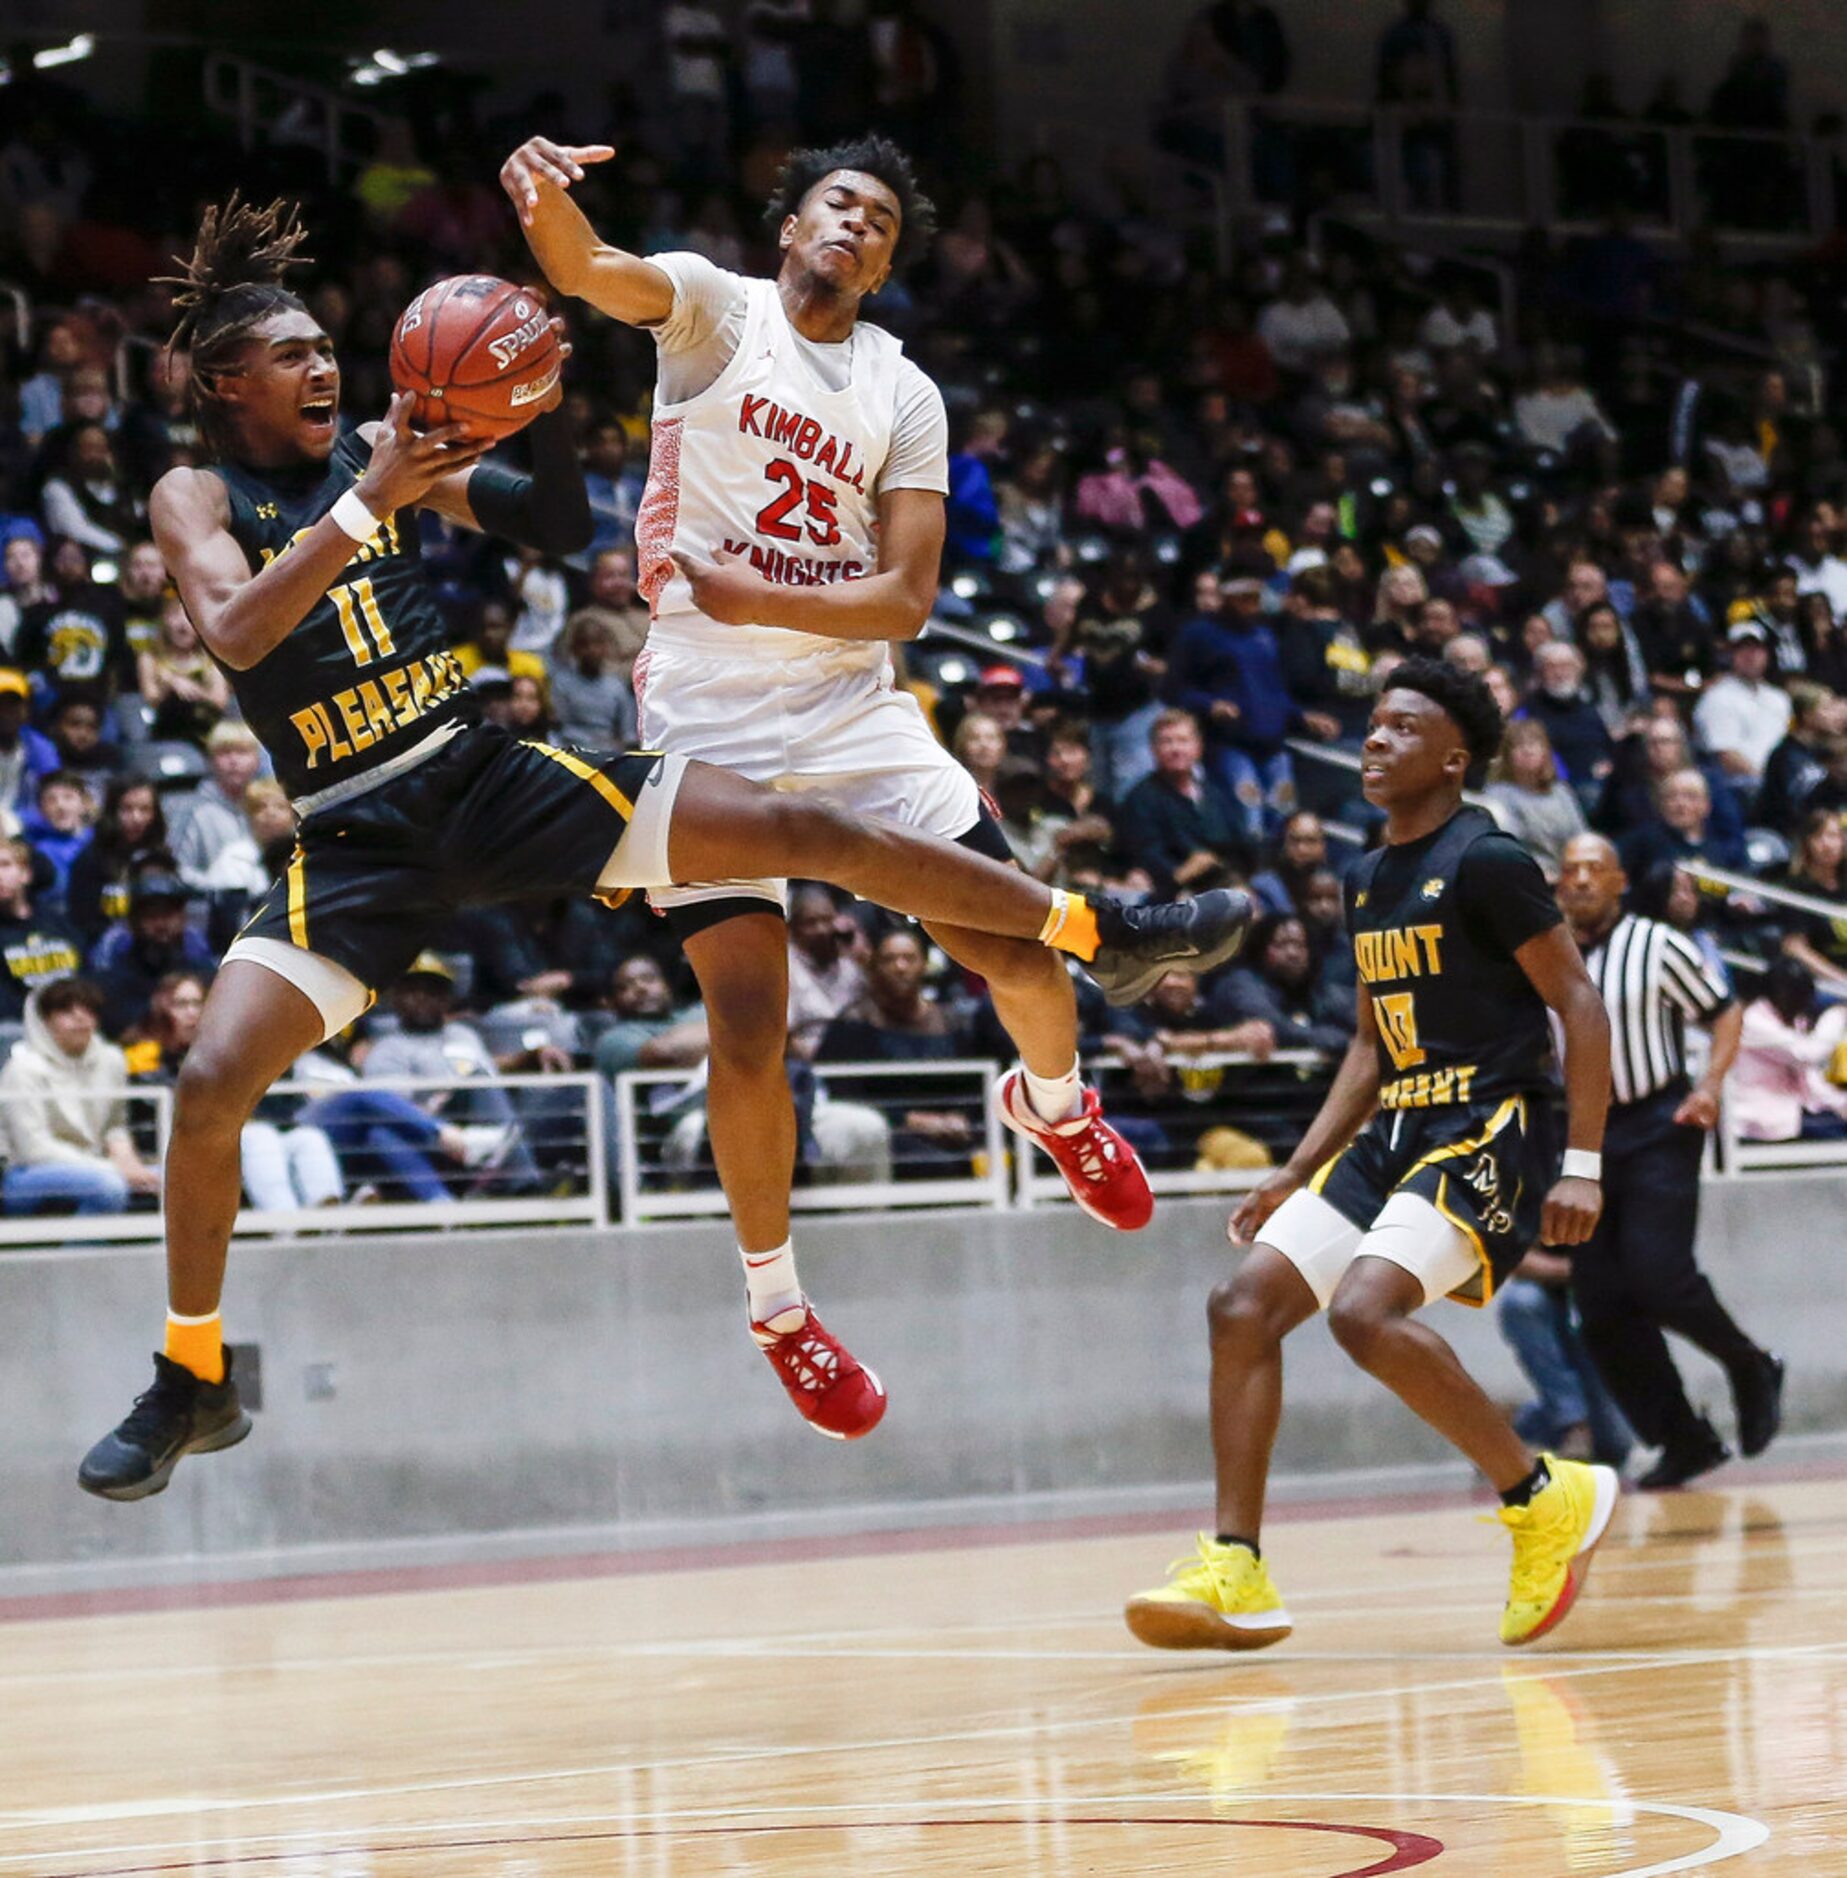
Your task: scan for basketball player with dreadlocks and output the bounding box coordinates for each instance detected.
[1123,661,1619,1651]
[503,133,1198,1441]
[78,197,1247,1499]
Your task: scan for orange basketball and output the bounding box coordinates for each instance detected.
[389,275,561,440]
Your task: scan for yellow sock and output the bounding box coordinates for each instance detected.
[165,1311,225,1384]
[1038,889,1100,962]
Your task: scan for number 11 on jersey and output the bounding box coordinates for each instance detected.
[329,577,397,667]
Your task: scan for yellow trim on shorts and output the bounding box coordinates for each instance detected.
[1308,1147,1347,1194]
[286,847,309,948]
[1402,1094,1524,1184]
[522,739,635,819]
[1431,1171,1492,1308]
[1408,1097,1524,1309]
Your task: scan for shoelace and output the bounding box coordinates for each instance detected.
[1065,1119,1120,1185]
[117,1376,188,1446]
[761,1319,843,1396]
[1163,1537,1244,1601]
[1014,1084,1120,1186]
[1122,900,1199,945]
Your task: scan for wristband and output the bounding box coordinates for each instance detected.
[1562,1149,1602,1182]
[329,488,381,543]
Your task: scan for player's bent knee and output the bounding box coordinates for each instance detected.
[1207,1271,1289,1346]
[173,1051,263,1137]
[1326,1291,1399,1367]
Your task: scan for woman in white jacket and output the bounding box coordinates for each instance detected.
[0,979,161,1215]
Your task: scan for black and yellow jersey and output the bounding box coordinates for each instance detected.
[210,430,476,799]
[1345,806,1562,1112]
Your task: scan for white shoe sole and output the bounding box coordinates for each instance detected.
[1578,1462,1620,1555]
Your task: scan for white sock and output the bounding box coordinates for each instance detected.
[1022,1059,1084,1124]
[741,1239,803,1325]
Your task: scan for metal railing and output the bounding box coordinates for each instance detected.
[1015,1048,1329,1205]
[1196,97,1840,248]
[201,53,395,184]
[0,1071,606,1249]
[614,1059,1011,1223]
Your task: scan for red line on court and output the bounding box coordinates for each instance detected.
[72,1815,1447,1877]
[10,1451,1842,1626]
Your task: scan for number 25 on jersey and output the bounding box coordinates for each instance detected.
[754,459,840,547]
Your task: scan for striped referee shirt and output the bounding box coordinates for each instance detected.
[1579,914,1735,1105]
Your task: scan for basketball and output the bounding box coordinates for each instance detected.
[388,274,561,440]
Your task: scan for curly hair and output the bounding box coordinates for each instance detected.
[764,134,937,266]
[159,193,314,458]
[1380,655,1505,772]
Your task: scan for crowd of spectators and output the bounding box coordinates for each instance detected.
[4,11,1847,1217]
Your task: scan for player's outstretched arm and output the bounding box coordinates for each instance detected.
[1514,923,1611,1246]
[151,396,488,670]
[673,487,944,642]
[500,137,675,327]
[1229,985,1382,1245]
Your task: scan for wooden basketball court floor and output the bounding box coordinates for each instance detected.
[4,1465,1844,1875]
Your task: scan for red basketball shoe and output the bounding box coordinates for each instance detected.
[998,1068,1154,1231]
[751,1301,888,1440]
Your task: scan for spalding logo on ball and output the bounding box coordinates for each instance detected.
[389,275,561,441]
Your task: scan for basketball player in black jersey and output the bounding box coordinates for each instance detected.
[77,198,1249,1500]
[1127,660,1621,1650]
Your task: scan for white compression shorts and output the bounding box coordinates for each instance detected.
[1254,1186,1481,1311]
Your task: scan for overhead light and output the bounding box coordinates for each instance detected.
[34,33,95,69]
[348,48,440,85]
[951,573,979,599]
[938,658,970,685]
[987,617,1020,642]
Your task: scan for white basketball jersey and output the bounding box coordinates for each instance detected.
[636,276,908,667]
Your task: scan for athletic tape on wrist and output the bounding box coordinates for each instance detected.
[1561,1148,1602,1182]
[329,488,381,543]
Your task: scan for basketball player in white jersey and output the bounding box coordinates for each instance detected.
[503,133,1232,1439]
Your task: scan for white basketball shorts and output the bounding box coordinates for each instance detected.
[634,634,982,913]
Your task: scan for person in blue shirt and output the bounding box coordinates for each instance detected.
[1166,564,1339,839]
[21,771,94,909]
[574,418,645,566]
[0,669,59,815]
[945,409,1005,565]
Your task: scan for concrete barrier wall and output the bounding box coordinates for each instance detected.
[5,1177,1841,1582]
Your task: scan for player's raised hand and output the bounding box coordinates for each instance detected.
[356,392,494,514]
[1228,1166,1303,1245]
[1540,1173,1602,1246]
[670,548,778,627]
[500,138,615,224]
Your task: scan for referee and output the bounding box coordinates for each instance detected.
[1557,835,1784,1488]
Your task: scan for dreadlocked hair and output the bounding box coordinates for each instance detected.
[160,193,314,458]
[765,134,937,267]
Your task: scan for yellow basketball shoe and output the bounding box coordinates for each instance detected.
[1498,1456,1620,1646]
[1125,1536,1293,1651]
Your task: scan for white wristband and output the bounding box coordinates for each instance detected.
[1562,1149,1602,1183]
[329,488,381,543]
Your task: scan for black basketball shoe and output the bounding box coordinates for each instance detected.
[1087,889,1257,1008]
[1731,1352,1786,1459]
[1636,1415,1730,1492]
[78,1350,253,1501]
